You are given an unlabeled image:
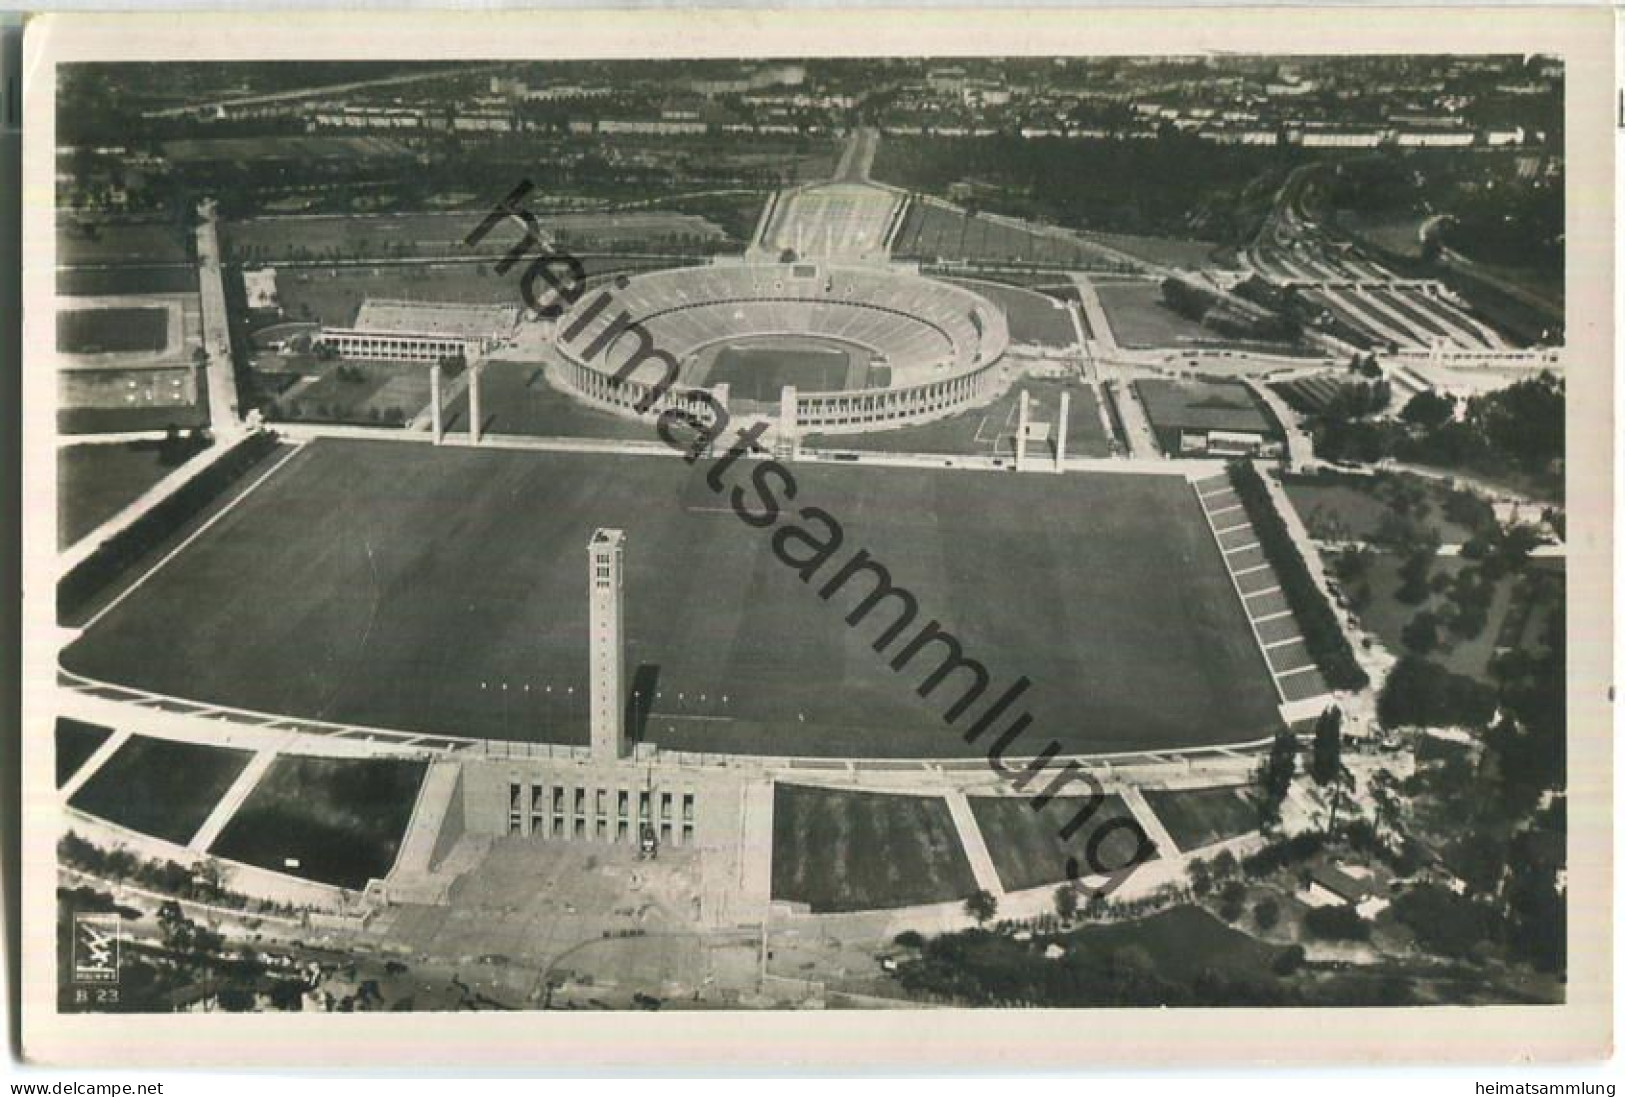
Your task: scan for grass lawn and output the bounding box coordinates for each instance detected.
[58,403,209,437]
[226,210,723,265]
[1142,785,1259,853]
[65,438,1280,757]
[1057,904,1283,984]
[968,794,1155,893]
[275,361,428,426]
[57,307,171,354]
[770,784,976,912]
[56,719,112,788]
[939,278,1078,348]
[805,379,1113,459]
[68,735,252,845]
[59,442,297,629]
[707,342,857,402]
[58,267,199,296]
[208,755,428,889]
[1282,470,1487,546]
[58,442,193,548]
[1345,553,1559,686]
[441,361,656,441]
[58,221,190,267]
[1095,281,1212,347]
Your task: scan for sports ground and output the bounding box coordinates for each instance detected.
[698,338,869,403]
[57,307,171,354]
[63,438,1281,758]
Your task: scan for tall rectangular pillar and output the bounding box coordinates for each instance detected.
[780,384,797,436]
[588,529,627,761]
[430,363,444,444]
[468,363,483,444]
[1015,389,1030,471]
[1056,390,1070,471]
[779,384,798,459]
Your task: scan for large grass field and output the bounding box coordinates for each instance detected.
[1055,904,1282,985]
[68,735,251,845]
[938,278,1078,349]
[706,341,858,402]
[58,221,191,267]
[770,784,976,912]
[57,308,170,355]
[209,755,428,890]
[58,266,199,297]
[1281,470,1490,547]
[224,210,725,265]
[58,442,189,548]
[64,438,1280,757]
[1094,281,1213,347]
[1142,785,1259,854]
[272,360,429,427]
[968,794,1154,893]
[1344,553,1562,686]
[441,361,656,441]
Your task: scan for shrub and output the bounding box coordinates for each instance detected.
[1227,461,1367,690]
[1378,656,1498,730]
[1303,904,1369,942]
[1272,944,1306,976]
[58,432,281,619]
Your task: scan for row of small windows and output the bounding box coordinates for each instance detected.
[507,781,695,844]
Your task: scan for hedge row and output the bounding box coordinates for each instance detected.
[59,430,282,622]
[1227,459,1369,691]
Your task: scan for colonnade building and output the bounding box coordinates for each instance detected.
[319,297,519,363]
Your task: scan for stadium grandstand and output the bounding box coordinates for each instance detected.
[319,297,520,362]
[553,263,1009,432]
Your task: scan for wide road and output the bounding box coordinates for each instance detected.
[833,127,880,184]
[143,64,503,119]
[194,201,242,433]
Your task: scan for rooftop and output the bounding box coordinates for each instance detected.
[349,297,518,340]
[1135,378,1278,436]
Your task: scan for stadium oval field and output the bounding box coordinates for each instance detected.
[553,263,1010,432]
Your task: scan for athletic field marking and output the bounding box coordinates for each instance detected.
[79,444,306,633]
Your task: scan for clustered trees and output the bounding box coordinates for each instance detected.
[1227,460,1369,690]
[1256,728,1298,826]
[1377,656,1498,730]
[59,833,293,916]
[1160,276,1299,343]
[1310,374,1566,501]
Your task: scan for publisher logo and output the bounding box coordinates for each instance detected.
[72,913,120,984]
